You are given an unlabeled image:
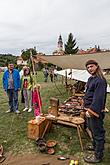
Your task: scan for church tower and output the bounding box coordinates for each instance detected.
[53,34,64,55]
[58,35,63,51]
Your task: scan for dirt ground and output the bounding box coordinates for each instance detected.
[2,153,77,165]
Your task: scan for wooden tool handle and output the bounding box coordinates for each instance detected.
[84,108,99,118]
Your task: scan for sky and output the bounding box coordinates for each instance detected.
[0,0,110,55]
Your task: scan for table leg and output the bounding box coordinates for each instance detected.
[76,125,84,151]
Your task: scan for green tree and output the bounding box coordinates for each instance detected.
[0,54,17,67]
[21,47,37,73]
[65,33,78,54]
[21,47,37,61]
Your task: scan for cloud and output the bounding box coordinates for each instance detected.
[0,0,110,55]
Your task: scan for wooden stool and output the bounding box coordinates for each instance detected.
[70,117,85,151]
[46,113,85,152]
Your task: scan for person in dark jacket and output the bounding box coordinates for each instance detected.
[2,63,20,114]
[83,60,107,163]
[43,67,49,82]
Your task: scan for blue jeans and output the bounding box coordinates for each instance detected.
[87,113,105,159]
[7,89,18,112]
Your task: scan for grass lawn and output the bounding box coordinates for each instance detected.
[0,71,110,164]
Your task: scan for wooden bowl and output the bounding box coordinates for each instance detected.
[47,140,57,148]
[47,148,55,155]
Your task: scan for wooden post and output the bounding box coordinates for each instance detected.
[61,75,64,84]
[65,70,67,87]
[30,50,36,77]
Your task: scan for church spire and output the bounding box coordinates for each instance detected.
[58,35,63,51]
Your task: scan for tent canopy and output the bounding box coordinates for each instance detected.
[55,69,110,92]
[39,52,110,69]
[55,69,90,82]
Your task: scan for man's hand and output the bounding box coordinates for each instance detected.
[86,111,91,117]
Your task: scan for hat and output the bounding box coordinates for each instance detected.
[85,60,98,67]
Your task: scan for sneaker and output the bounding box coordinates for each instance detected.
[83,154,102,163]
[28,108,32,112]
[15,110,20,114]
[23,107,28,112]
[6,109,11,113]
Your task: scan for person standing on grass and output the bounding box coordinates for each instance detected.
[21,67,33,112]
[83,60,107,163]
[43,67,49,82]
[2,63,20,114]
[53,67,58,81]
[49,68,54,82]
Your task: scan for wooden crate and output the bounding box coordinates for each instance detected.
[27,117,50,139]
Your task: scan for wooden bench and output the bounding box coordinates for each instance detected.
[46,113,85,151]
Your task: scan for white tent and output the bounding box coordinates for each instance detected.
[55,69,110,92]
[55,69,90,82]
